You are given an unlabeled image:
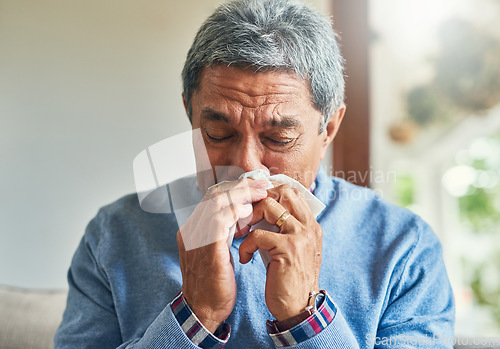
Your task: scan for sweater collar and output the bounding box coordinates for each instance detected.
[312,167,335,208]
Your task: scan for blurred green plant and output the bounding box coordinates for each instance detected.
[459,179,500,233]
[395,173,415,207]
[455,133,500,329]
[457,135,500,233]
[469,253,500,327]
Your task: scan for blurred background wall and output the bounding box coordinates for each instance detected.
[0,0,330,289]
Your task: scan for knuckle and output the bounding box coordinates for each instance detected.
[281,183,294,192]
[211,195,225,210]
[274,256,288,266]
[302,215,314,226]
[251,229,262,239]
[262,197,276,206]
[269,198,283,210]
[292,187,302,197]
[266,189,280,201]
[276,184,290,194]
[314,223,323,238]
[211,213,226,228]
[290,236,306,251]
[280,191,293,204]
[273,251,293,267]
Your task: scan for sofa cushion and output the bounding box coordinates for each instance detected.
[0,285,67,349]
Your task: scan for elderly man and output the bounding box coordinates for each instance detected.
[55,0,455,348]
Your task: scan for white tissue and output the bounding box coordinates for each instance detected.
[235,170,326,268]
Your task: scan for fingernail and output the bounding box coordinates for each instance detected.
[253,180,269,188]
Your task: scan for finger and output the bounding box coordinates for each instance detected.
[201,202,252,243]
[181,199,253,250]
[239,229,281,264]
[216,177,269,194]
[215,202,253,230]
[235,207,254,237]
[235,223,251,238]
[207,185,267,212]
[245,197,298,233]
[266,184,310,223]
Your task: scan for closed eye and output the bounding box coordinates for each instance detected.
[267,138,295,146]
[208,135,231,142]
[262,136,298,151]
[206,132,233,143]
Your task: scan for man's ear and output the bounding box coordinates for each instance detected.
[320,106,346,160]
[182,93,194,125]
[182,93,188,114]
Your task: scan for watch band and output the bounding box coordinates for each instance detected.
[269,290,326,333]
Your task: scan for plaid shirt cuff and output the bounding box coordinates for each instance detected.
[170,291,230,349]
[266,291,336,347]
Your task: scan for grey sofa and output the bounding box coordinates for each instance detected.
[0,285,67,349]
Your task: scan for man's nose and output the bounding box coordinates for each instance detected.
[231,139,267,174]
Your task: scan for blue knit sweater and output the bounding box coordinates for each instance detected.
[54,169,455,348]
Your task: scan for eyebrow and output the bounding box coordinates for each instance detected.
[201,109,229,123]
[201,108,301,129]
[264,117,301,129]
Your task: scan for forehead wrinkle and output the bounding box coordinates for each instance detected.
[213,81,297,98]
[200,85,307,130]
[198,66,313,130]
[212,82,298,109]
[266,103,303,129]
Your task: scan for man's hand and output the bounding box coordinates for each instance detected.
[238,184,323,321]
[177,178,268,333]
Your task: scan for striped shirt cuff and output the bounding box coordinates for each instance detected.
[170,291,230,349]
[266,291,336,347]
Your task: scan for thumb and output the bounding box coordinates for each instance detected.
[239,229,277,264]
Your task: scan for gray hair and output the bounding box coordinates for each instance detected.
[182,0,345,133]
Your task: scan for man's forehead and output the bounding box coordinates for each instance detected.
[200,107,302,129]
[193,65,318,125]
[198,65,310,101]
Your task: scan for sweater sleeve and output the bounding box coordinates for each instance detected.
[371,219,455,348]
[268,292,360,348]
[268,218,455,349]
[170,291,230,348]
[53,217,210,349]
